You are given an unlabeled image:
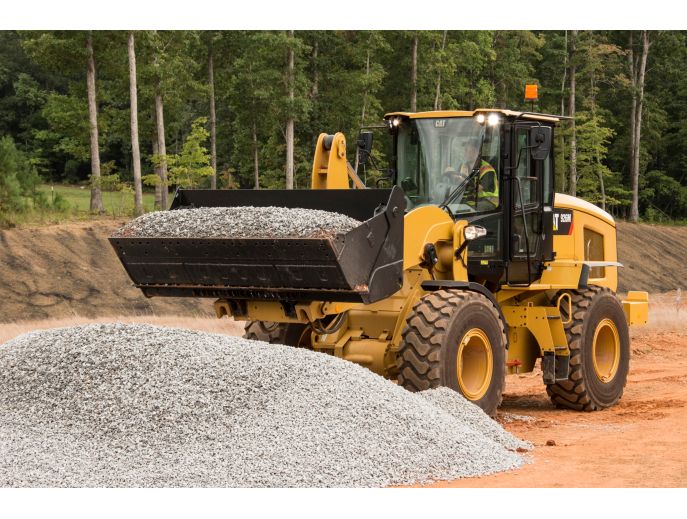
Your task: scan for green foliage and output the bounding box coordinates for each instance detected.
[36,92,90,161]
[87,161,141,217]
[0,134,65,226]
[574,111,627,208]
[0,136,24,219]
[0,30,686,222]
[640,170,687,221]
[158,117,214,188]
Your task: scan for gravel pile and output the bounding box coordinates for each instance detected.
[418,388,532,452]
[0,324,529,487]
[112,207,362,239]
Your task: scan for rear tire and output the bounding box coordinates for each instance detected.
[243,321,312,348]
[546,286,630,411]
[397,290,507,415]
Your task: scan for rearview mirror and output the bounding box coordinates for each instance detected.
[529,126,552,161]
[357,131,374,166]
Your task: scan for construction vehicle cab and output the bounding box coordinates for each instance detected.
[110,108,649,416]
[386,109,556,289]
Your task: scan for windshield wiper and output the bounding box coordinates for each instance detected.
[438,167,480,215]
[438,130,487,214]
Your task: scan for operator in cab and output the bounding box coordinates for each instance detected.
[462,141,499,211]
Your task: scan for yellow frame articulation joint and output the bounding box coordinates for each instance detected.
[502,304,569,357]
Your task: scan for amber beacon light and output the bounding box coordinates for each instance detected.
[524,83,539,101]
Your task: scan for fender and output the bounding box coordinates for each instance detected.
[420,280,509,348]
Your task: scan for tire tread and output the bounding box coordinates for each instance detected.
[397,289,507,414]
[545,285,628,411]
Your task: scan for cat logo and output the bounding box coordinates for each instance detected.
[553,210,574,235]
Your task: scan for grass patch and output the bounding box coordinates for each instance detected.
[1,185,160,228]
[39,184,157,214]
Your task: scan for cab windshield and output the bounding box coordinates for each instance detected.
[396,117,500,214]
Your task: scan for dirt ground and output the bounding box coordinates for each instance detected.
[443,330,687,487]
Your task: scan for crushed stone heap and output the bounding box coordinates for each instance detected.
[0,324,529,487]
[112,206,362,240]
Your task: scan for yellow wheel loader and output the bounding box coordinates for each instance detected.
[110,108,649,415]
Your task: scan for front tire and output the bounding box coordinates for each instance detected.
[546,286,630,411]
[397,290,507,415]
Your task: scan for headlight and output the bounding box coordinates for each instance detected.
[464,225,487,241]
[487,113,500,126]
[475,113,486,124]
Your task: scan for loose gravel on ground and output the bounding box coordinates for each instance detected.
[0,324,529,487]
[112,207,362,239]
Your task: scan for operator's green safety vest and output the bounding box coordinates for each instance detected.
[478,160,498,202]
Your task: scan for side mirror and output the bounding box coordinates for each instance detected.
[530,126,552,161]
[357,131,374,166]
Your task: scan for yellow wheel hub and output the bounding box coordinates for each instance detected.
[592,318,620,383]
[456,328,493,400]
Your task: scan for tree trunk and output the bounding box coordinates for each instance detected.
[285,30,295,190]
[86,32,104,214]
[127,32,144,216]
[355,45,372,174]
[361,46,371,124]
[252,118,259,189]
[152,138,161,210]
[568,30,578,197]
[630,30,651,223]
[433,30,447,111]
[560,30,568,117]
[597,169,607,210]
[311,40,319,98]
[589,33,605,211]
[208,49,217,190]
[410,34,418,112]
[628,32,637,214]
[154,90,169,209]
[556,31,568,192]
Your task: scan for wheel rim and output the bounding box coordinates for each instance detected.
[592,318,620,383]
[456,328,493,400]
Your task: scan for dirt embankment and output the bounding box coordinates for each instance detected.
[616,222,687,293]
[0,221,211,323]
[0,219,685,322]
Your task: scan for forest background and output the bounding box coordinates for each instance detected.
[1,29,685,225]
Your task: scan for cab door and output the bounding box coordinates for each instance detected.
[506,123,554,285]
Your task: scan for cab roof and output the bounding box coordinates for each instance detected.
[384,109,561,124]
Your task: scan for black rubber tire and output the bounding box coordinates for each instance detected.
[396,289,507,415]
[546,285,630,411]
[243,321,312,348]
